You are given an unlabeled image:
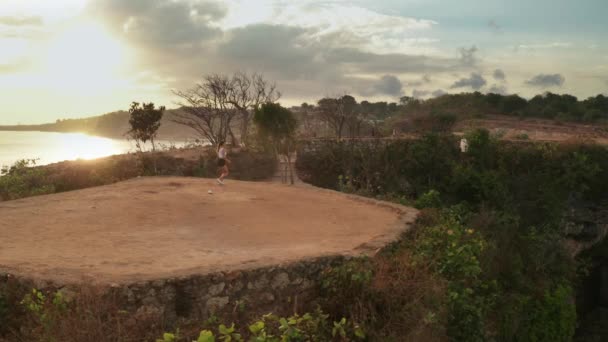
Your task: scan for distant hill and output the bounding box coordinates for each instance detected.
[0,109,200,141]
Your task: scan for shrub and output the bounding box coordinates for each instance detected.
[160,309,364,342]
[414,209,495,341]
[296,135,601,340]
[15,287,162,342]
[0,159,55,200]
[414,189,442,209]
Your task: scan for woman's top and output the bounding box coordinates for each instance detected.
[218,147,227,159]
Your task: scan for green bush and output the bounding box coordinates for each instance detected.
[296,134,602,339]
[415,209,495,341]
[414,189,442,209]
[517,284,576,342]
[0,159,55,200]
[159,309,364,342]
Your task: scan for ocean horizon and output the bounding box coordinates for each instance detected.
[0,130,192,169]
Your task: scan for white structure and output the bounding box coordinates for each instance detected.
[460,138,469,153]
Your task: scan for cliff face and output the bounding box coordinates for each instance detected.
[565,201,608,340]
[564,202,608,258]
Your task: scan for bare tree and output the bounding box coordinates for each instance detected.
[172,72,281,147]
[172,74,237,146]
[228,72,281,146]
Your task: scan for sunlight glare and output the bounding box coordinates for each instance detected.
[51,133,125,162]
[43,20,131,93]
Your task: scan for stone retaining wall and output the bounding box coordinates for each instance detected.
[1,255,349,327]
[115,255,348,325]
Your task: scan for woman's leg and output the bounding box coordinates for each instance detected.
[219,166,228,180]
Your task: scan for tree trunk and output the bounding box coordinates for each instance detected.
[240,114,250,146]
[287,142,295,185]
[228,127,238,146]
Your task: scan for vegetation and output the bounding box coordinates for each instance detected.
[157,309,364,342]
[297,130,608,340]
[0,148,275,202]
[390,92,608,133]
[254,103,298,184]
[127,102,165,152]
[172,72,280,146]
[295,92,608,139]
[2,92,606,142]
[0,159,55,200]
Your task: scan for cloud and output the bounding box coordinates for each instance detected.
[432,89,447,97]
[459,45,478,67]
[488,84,507,95]
[515,42,572,51]
[412,89,446,98]
[0,60,29,74]
[373,75,403,96]
[451,73,487,90]
[0,16,43,26]
[81,1,495,102]
[256,2,438,54]
[217,24,321,78]
[493,69,506,81]
[488,19,502,34]
[412,89,429,98]
[323,48,463,74]
[525,73,565,88]
[404,74,432,87]
[88,0,226,48]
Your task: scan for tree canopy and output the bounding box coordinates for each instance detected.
[127,102,165,151]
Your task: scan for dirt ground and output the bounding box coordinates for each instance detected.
[0,177,414,285]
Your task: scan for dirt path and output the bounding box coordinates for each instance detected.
[0,177,416,285]
[270,154,303,185]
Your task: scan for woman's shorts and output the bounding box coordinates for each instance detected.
[217,158,226,167]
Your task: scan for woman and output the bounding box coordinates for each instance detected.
[216,141,230,185]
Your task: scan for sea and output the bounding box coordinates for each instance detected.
[0,131,192,169]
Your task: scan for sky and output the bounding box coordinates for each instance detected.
[0,0,607,124]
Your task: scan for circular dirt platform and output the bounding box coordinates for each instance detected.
[0,177,416,284]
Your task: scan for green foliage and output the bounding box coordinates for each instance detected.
[197,330,215,342]
[527,284,577,342]
[20,288,68,340]
[160,309,362,342]
[414,189,442,209]
[157,331,178,342]
[0,159,55,200]
[193,156,208,177]
[253,102,297,154]
[298,134,601,340]
[393,91,608,125]
[321,258,373,302]
[127,101,165,151]
[0,149,275,202]
[415,209,495,341]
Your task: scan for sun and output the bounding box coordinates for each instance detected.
[53,133,126,161]
[42,20,132,94]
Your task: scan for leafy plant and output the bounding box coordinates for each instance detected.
[414,189,442,209]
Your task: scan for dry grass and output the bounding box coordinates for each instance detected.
[368,246,448,342]
[11,286,164,342]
